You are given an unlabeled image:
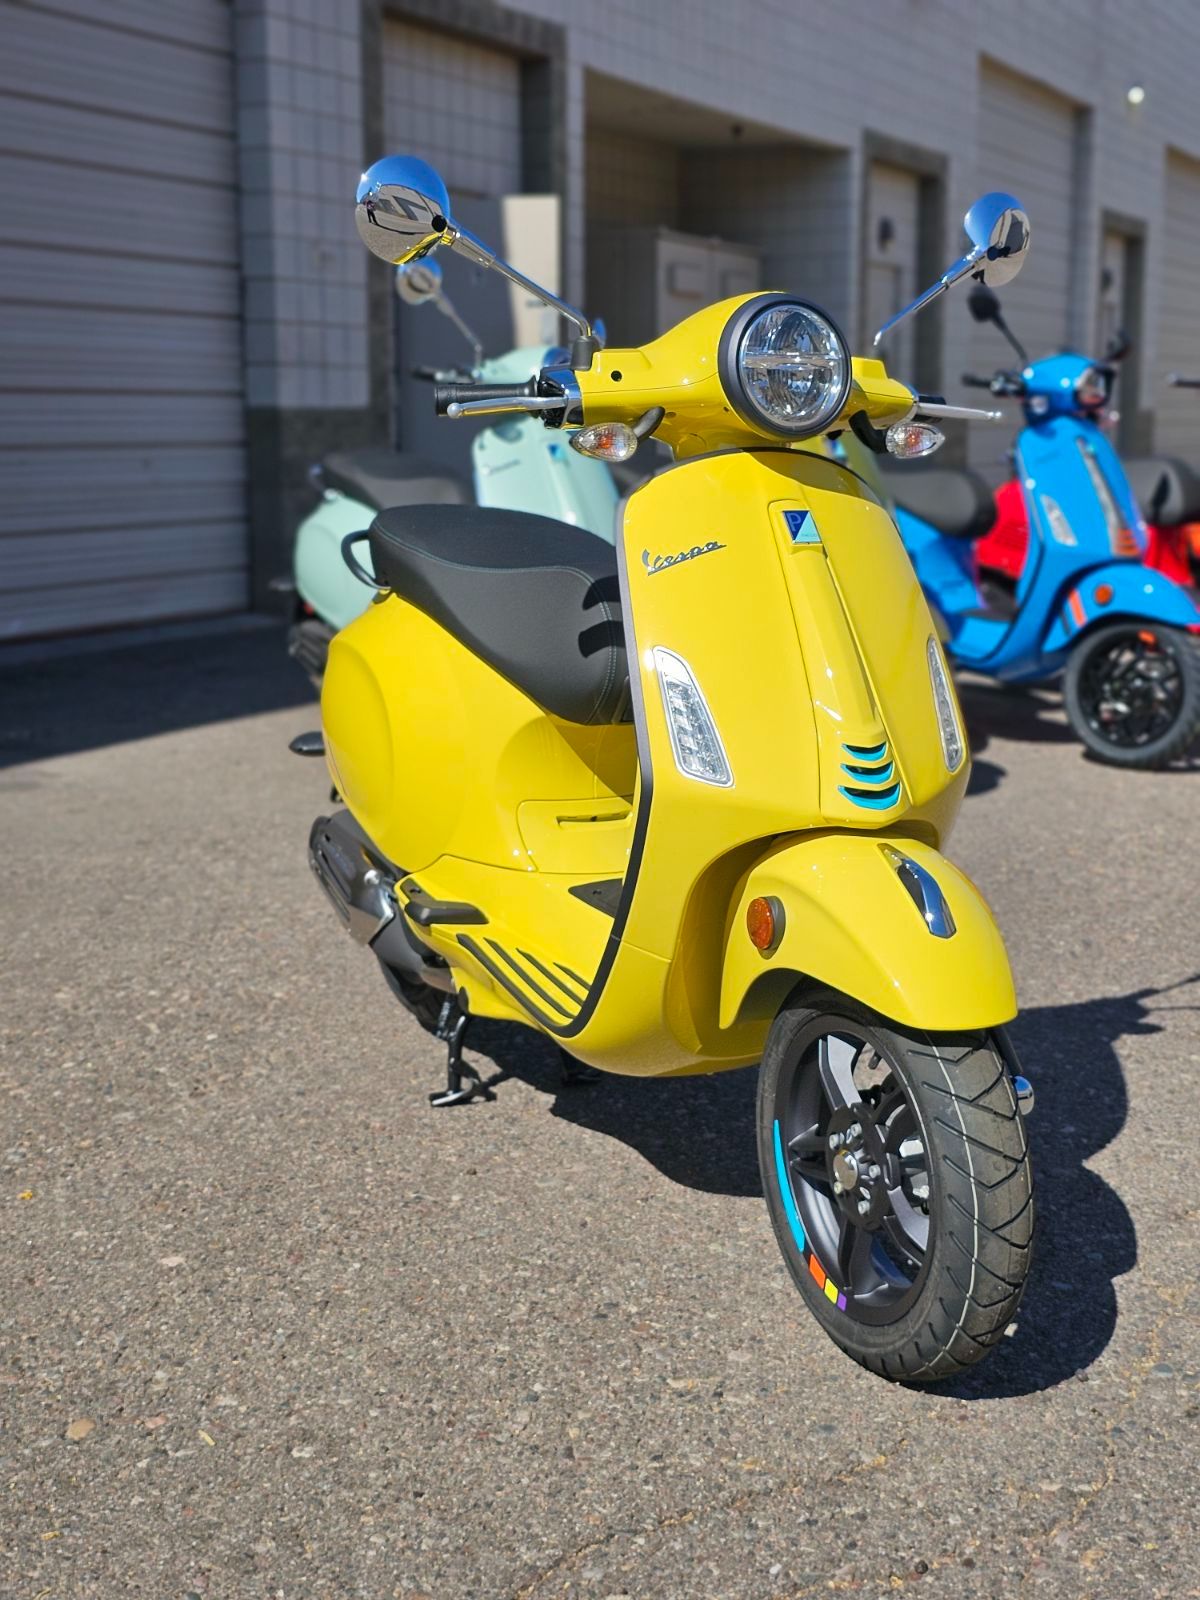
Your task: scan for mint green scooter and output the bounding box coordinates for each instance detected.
[285,261,620,681]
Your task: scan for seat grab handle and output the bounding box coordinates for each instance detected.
[341,530,378,589]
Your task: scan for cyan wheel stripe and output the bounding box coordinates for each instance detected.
[772,1118,806,1252]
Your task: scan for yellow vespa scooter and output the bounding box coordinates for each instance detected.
[309,155,1035,1381]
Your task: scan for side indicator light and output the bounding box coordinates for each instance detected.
[1093,583,1114,605]
[747,895,785,954]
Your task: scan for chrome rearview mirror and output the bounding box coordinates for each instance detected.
[874,191,1030,347]
[963,193,1030,288]
[394,259,483,370]
[394,258,443,306]
[355,155,451,264]
[357,153,598,367]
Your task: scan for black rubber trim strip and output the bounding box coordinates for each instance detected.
[486,940,572,1018]
[451,487,656,1041]
[457,934,573,1030]
[518,949,589,1001]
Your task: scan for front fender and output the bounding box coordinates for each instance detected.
[1041,561,1200,653]
[719,832,1016,1033]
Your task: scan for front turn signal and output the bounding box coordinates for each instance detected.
[569,421,640,462]
[885,420,944,459]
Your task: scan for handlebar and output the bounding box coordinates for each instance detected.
[961,370,1024,398]
[433,378,538,416]
[1168,374,1200,389]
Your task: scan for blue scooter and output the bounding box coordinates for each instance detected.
[880,284,1200,768]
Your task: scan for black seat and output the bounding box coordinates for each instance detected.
[1122,456,1200,526]
[319,448,470,512]
[878,461,996,540]
[368,504,629,726]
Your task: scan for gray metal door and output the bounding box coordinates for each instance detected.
[0,0,247,639]
[865,162,921,385]
[383,19,524,478]
[969,62,1077,474]
[1156,153,1200,459]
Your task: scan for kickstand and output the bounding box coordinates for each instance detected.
[558,1047,601,1088]
[429,998,494,1107]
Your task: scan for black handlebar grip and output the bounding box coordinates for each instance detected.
[432,379,537,415]
[960,373,992,389]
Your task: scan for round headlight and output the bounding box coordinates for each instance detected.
[1074,365,1110,410]
[719,296,852,437]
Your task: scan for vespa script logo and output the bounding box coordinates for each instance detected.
[641,539,726,576]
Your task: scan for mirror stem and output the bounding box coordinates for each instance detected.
[450,223,594,353]
[994,314,1028,365]
[435,295,484,370]
[873,247,983,348]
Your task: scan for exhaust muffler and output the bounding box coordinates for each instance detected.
[308,812,452,989]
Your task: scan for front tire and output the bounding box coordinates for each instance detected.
[757,990,1033,1383]
[1063,621,1200,768]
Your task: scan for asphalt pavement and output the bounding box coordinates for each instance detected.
[2,621,1198,1599]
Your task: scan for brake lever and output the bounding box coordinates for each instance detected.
[445,394,570,419]
[915,396,1003,422]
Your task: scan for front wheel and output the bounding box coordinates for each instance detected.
[1063,621,1200,768]
[757,990,1033,1382]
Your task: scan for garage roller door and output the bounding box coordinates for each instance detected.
[968,62,1077,474]
[382,19,524,470]
[0,0,247,639]
[1155,152,1200,460]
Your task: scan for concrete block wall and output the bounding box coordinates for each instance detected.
[512,0,1200,451]
[681,146,858,334]
[234,0,369,412]
[382,19,524,198]
[222,0,1200,603]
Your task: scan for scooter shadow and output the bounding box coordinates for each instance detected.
[465,977,1200,1397]
[465,1020,762,1197]
[956,675,1077,748]
[938,978,1198,1398]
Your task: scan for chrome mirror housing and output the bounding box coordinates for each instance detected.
[395,259,444,306]
[355,152,598,366]
[875,191,1030,348]
[355,155,451,264]
[963,193,1031,287]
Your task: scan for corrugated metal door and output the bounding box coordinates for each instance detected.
[970,62,1077,473]
[1156,152,1200,458]
[383,19,524,472]
[0,0,246,639]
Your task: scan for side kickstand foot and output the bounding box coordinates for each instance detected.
[429,999,493,1107]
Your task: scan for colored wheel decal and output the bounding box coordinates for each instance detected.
[772,1118,847,1311]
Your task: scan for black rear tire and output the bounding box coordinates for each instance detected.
[757,988,1034,1383]
[1063,621,1200,768]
